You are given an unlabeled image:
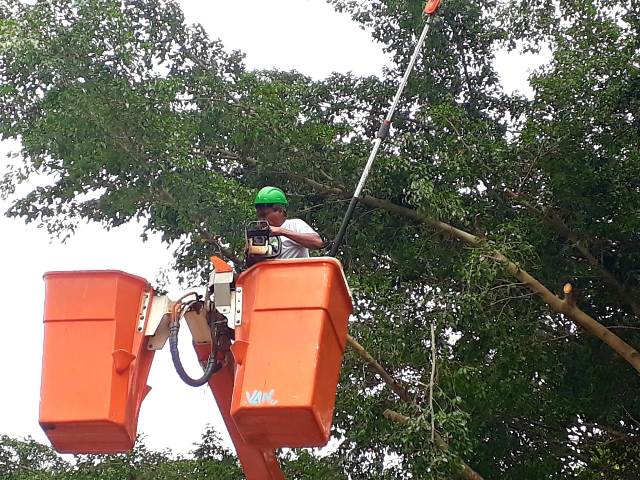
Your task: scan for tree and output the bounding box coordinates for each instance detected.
[2,0,639,478]
[0,432,243,479]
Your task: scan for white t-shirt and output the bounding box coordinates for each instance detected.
[277,218,317,259]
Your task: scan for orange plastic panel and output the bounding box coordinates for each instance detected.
[211,255,233,273]
[39,271,155,454]
[424,0,441,14]
[231,258,353,448]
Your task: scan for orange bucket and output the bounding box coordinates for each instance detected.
[230,258,352,448]
[39,271,154,453]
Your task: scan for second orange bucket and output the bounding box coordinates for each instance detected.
[230,258,352,448]
[39,270,154,453]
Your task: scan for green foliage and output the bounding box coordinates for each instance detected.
[0,433,243,480]
[576,440,640,480]
[0,435,68,479]
[2,0,640,478]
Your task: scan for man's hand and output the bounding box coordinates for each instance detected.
[269,225,284,236]
[269,226,324,250]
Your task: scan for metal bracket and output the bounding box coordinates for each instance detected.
[145,295,173,351]
[214,274,233,315]
[234,287,243,327]
[144,289,221,351]
[184,308,212,345]
[136,290,152,333]
[210,270,233,314]
[145,295,172,335]
[146,314,171,351]
[209,267,242,327]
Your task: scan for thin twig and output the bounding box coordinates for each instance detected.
[429,322,436,443]
[489,282,526,291]
[489,292,537,306]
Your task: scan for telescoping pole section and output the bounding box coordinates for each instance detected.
[330,0,442,257]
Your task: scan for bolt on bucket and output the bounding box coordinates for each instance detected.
[39,270,154,453]
[230,258,353,448]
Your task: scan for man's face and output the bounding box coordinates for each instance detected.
[256,205,285,226]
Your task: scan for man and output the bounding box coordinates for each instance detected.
[254,186,324,259]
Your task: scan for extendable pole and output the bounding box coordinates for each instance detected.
[330,1,441,257]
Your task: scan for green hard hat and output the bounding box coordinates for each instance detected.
[254,186,288,206]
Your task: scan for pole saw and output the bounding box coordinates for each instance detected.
[330,0,442,257]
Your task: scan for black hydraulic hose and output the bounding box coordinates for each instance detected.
[169,322,221,387]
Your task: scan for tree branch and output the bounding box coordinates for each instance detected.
[197,228,243,265]
[506,190,640,318]
[384,409,485,480]
[346,331,487,477]
[345,335,485,478]
[346,335,416,405]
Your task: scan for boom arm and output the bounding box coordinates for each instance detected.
[145,268,285,479]
[194,344,285,479]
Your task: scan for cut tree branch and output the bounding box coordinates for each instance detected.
[506,190,640,318]
[345,336,485,480]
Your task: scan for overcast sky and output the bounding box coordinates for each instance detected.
[0,0,543,457]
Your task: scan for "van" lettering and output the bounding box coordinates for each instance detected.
[245,389,278,406]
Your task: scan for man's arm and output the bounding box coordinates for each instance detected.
[270,225,324,250]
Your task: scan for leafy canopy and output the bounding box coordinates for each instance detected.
[2,0,640,478]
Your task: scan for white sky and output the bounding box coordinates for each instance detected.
[0,0,543,457]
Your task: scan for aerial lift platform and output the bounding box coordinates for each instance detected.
[38,257,352,479]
